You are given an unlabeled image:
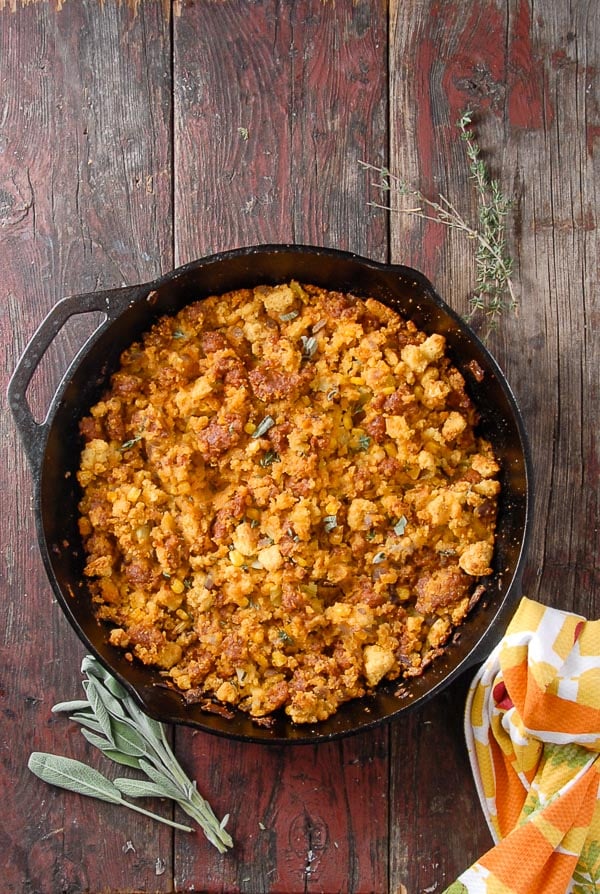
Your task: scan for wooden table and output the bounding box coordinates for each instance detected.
[1,2,597,892]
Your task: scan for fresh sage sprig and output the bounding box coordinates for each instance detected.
[360,109,516,334]
[29,655,233,853]
[28,753,194,832]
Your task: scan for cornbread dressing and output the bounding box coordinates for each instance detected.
[77,282,500,724]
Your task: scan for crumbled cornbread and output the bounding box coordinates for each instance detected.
[77,283,500,724]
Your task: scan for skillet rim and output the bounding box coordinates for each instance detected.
[10,243,534,744]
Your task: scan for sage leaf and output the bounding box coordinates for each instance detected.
[28,753,122,804]
[138,759,184,800]
[80,728,115,753]
[114,777,179,801]
[51,699,91,714]
[81,655,128,700]
[122,696,164,740]
[90,678,128,719]
[300,334,318,359]
[78,729,141,770]
[109,716,148,758]
[83,678,114,743]
[104,676,129,699]
[94,748,142,770]
[259,450,280,468]
[69,713,107,736]
[28,752,193,833]
[393,515,408,536]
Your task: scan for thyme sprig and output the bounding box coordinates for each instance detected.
[360,110,516,332]
[29,655,233,852]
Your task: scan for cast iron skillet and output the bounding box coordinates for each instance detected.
[8,244,533,744]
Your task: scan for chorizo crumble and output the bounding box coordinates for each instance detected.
[77,282,500,724]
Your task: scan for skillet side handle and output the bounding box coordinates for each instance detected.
[7,286,141,474]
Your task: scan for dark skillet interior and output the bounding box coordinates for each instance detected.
[37,245,532,743]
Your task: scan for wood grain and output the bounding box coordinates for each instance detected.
[387,1,599,888]
[173,0,388,264]
[173,3,390,891]
[0,0,598,891]
[1,2,173,892]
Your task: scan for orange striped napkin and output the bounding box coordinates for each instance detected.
[444,596,600,894]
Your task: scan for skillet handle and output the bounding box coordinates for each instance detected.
[8,285,142,474]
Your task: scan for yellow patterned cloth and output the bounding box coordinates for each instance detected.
[444,597,600,894]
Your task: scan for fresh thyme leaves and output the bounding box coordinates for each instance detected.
[360,110,516,333]
[457,110,516,324]
[31,655,233,852]
[27,753,194,833]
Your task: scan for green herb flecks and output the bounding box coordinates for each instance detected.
[30,655,233,852]
[259,450,281,468]
[393,516,408,536]
[120,435,143,451]
[300,335,318,360]
[351,396,370,417]
[357,434,371,452]
[323,515,338,533]
[252,415,275,439]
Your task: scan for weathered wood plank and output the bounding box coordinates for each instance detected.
[173,2,390,891]
[512,0,599,619]
[173,0,388,265]
[1,0,596,892]
[173,733,390,893]
[285,0,388,257]
[0,2,173,892]
[386,1,515,884]
[387,1,599,890]
[390,675,494,892]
